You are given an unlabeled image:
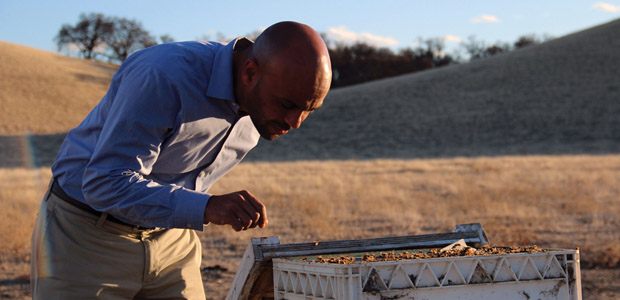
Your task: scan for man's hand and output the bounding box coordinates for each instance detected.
[204,190,268,231]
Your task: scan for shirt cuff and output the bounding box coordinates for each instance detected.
[172,188,211,231]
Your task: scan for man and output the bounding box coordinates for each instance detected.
[31,21,332,299]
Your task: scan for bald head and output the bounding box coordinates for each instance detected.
[234,21,332,140]
[252,21,331,77]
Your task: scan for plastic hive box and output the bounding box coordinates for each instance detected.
[272,249,581,300]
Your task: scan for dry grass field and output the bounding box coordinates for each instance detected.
[1,155,619,299]
[205,155,620,268]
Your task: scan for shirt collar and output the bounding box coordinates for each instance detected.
[206,37,253,103]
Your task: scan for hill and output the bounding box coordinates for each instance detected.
[1,19,619,166]
[0,41,116,135]
[246,18,620,161]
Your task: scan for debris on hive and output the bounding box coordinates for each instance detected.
[302,255,356,264]
[300,245,547,264]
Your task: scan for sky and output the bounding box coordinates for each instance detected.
[1,0,619,57]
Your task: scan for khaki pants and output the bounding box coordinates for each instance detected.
[30,185,206,299]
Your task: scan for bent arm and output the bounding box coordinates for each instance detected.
[82,64,208,230]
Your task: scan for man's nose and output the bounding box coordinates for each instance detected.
[285,110,307,129]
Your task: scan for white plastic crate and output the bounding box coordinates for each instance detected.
[272,249,581,300]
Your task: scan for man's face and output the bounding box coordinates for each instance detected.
[241,60,330,140]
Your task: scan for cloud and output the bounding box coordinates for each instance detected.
[593,2,620,13]
[470,14,501,23]
[326,26,399,47]
[442,35,463,43]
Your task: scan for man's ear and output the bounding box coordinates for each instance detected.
[242,59,258,86]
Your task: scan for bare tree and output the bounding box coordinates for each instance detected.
[55,13,113,60]
[198,31,228,43]
[461,35,486,59]
[159,34,175,44]
[461,36,512,59]
[104,17,156,62]
[245,29,263,41]
[422,37,445,56]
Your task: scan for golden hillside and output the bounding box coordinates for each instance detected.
[0,41,116,134]
[249,18,620,160]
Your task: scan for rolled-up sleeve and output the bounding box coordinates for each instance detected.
[82,64,208,230]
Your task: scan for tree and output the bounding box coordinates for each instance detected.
[326,39,453,88]
[159,34,175,44]
[104,17,157,62]
[483,44,508,57]
[514,34,541,49]
[198,31,228,43]
[415,37,454,68]
[461,35,486,59]
[462,36,512,59]
[55,13,113,60]
[245,29,263,41]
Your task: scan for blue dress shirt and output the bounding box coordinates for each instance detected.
[51,38,260,230]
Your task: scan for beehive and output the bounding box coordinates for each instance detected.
[226,224,581,300]
[272,249,581,300]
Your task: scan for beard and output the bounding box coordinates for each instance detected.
[253,119,290,140]
[243,81,291,140]
[250,115,291,141]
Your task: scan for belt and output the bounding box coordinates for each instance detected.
[50,178,153,229]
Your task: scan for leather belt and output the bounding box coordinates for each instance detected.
[50,178,153,229]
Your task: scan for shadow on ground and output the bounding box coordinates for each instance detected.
[0,133,66,168]
[1,130,618,168]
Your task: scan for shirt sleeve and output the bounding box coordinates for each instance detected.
[81,63,208,230]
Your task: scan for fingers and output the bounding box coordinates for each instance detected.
[234,209,253,231]
[239,190,268,228]
[231,216,248,232]
[237,193,261,228]
[204,190,268,231]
